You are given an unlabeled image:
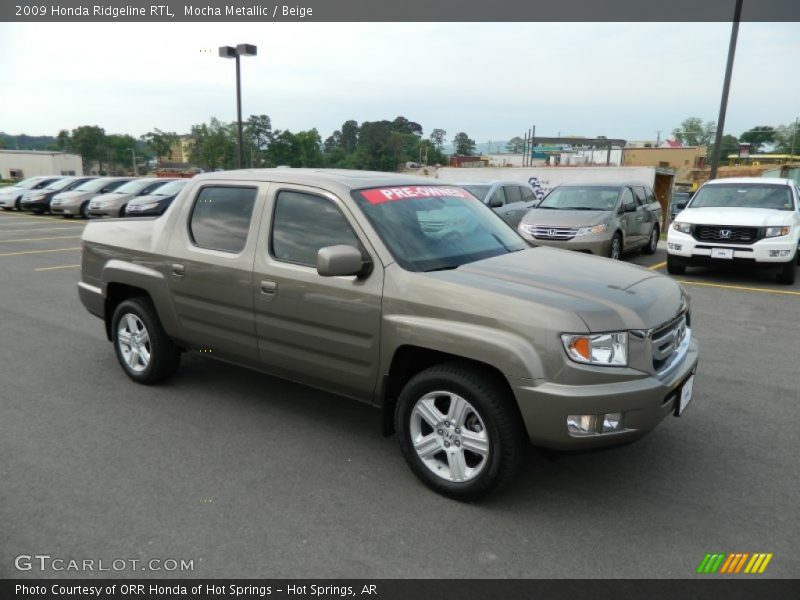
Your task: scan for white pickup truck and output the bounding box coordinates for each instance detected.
[667,177,800,285]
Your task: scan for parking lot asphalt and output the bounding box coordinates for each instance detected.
[1,210,799,579]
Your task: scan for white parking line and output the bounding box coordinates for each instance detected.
[0,226,85,234]
[35,264,81,272]
[0,247,81,257]
[0,235,81,243]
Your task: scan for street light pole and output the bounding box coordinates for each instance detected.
[219,44,258,169]
[709,0,743,180]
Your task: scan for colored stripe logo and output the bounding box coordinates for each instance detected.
[696,553,773,574]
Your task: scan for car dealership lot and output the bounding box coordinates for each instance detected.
[1,210,798,578]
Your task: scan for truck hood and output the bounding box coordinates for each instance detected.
[429,247,685,332]
[676,207,794,227]
[520,208,611,227]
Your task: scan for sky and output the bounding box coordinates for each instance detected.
[0,21,798,145]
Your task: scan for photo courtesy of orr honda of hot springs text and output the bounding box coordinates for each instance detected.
[78,169,698,500]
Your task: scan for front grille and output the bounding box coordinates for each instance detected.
[652,313,689,373]
[530,225,579,240]
[692,225,761,244]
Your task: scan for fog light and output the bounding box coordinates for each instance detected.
[668,243,682,251]
[602,413,623,432]
[567,414,597,435]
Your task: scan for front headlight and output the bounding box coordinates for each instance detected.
[575,223,608,237]
[132,202,158,211]
[561,332,628,367]
[518,222,534,234]
[765,226,790,238]
[671,222,692,234]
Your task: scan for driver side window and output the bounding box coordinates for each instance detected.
[620,187,635,210]
[488,187,505,207]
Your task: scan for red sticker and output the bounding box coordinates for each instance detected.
[360,186,474,205]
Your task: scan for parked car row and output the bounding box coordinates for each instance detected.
[461,179,662,260]
[0,175,189,218]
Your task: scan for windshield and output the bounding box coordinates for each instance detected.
[460,184,491,201]
[689,184,794,211]
[112,179,152,194]
[538,186,619,210]
[353,185,527,272]
[150,180,188,196]
[46,178,78,191]
[74,178,112,192]
[11,178,43,189]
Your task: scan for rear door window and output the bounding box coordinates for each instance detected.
[189,186,257,253]
[519,186,535,202]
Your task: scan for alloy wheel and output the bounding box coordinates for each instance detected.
[409,391,490,483]
[116,313,151,372]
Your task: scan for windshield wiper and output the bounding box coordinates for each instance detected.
[424,265,459,272]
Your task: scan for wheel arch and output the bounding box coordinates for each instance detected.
[380,345,527,438]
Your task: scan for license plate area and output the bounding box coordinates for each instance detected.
[711,247,734,259]
[674,374,695,416]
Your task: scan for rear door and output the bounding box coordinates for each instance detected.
[252,185,383,401]
[632,185,654,243]
[165,181,264,363]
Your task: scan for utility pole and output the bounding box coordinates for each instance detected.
[791,117,798,161]
[523,131,528,167]
[710,0,743,180]
[131,147,136,175]
[530,125,536,166]
[655,130,661,147]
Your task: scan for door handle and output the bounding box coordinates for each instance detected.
[171,263,185,277]
[260,280,278,295]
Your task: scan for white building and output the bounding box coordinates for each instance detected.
[0,150,83,180]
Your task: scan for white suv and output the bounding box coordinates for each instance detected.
[667,178,800,285]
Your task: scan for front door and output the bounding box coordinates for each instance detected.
[252,186,383,401]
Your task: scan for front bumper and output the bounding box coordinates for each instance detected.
[87,206,121,217]
[20,198,49,211]
[667,231,799,264]
[0,194,21,208]
[512,337,699,450]
[50,199,83,215]
[521,233,612,256]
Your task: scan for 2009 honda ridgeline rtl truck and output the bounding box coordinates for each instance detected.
[79,169,699,499]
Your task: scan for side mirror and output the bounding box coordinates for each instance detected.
[317,245,369,277]
[623,203,637,213]
[489,197,503,209]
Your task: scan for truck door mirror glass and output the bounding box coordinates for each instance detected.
[317,245,367,277]
[623,203,637,213]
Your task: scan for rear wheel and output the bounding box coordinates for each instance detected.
[14,198,21,210]
[777,256,796,285]
[642,225,659,255]
[395,363,525,500]
[112,297,181,384]
[80,201,90,219]
[119,204,128,217]
[667,254,686,275]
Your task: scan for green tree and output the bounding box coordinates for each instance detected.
[506,136,525,153]
[244,114,272,167]
[55,129,71,152]
[71,125,107,173]
[672,117,715,147]
[429,128,447,151]
[392,116,423,136]
[739,126,776,153]
[773,121,800,154]
[188,118,237,170]
[452,132,476,156]
[106,134,138,174]
[340,120,359,153]
[142,129,179,163]
[708,134,740,163]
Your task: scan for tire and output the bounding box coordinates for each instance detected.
[15,198,21,210]
[119,204,127,217]
[642,225,659,255]
[777,256,796,285]
[80,201,90,219]
[608,233,622,260]
[1,207,12,211]
[395,362,525,500]
[111,297,181,385]
[667,254,686,275]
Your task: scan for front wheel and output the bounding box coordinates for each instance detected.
[642,225,659,255]
[112,297,181,384]
[608,233,622,260]
[667,254,686,275]
[777,256,796,285]
[395,363,524,500]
